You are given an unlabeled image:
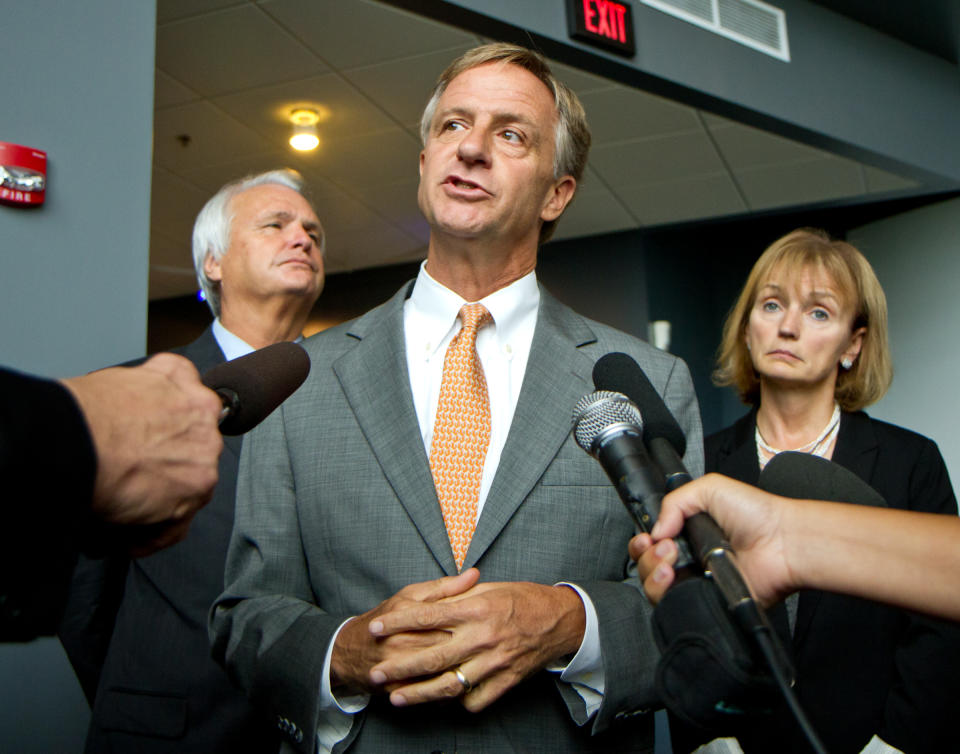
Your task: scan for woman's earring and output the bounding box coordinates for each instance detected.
[840,357,854,370]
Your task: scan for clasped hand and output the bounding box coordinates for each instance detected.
[331,568,585,711]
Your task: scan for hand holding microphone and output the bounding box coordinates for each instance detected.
[66,342,309,556]
[630,473,796,607]
[574,353,809,741]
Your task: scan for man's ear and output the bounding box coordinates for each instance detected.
[203,253,222,283]
[540,176,577,223]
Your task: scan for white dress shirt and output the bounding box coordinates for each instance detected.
[316,264,606,752]
[212,318,255,361]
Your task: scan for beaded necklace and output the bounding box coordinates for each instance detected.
[755,402,841,470]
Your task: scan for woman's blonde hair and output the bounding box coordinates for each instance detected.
[714,228,892,410]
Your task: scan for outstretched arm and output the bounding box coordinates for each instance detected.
[630,473,960,622]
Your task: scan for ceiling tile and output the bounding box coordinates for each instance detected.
[155,69,200,109]
[863,165,920,193]
[177,151,343,196]
[260,0,477,70]
[323,222,424,274]
[708,121,825,170]
[150,168,210,248]
[550,182,638,241]
[302,126,421,189]
[735,156,865,210]
[311,190,390,238]
[158,0,246,24]
[149,230,198,300]
[155,101,273,172]
[342,46,475,130]
[212,72,398,148]
[157,5,327,97]
[149,266,201,300]
[617,173,748,226]
[149,230,194,271]
[357,177,429,241]
[578,87,701,145]
[589,131,726,189]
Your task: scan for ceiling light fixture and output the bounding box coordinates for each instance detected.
[289,108,320,151]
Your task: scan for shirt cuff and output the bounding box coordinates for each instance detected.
[546,582,606,718]
[860,735,905,754]
[317,618,369,753]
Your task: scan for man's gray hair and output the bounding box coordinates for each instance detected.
[192,168,321,317]
[419,43,591,244]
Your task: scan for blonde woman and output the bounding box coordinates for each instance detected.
[673,229,959,754]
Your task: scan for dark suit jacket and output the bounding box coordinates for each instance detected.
[59,327,280,753]
[211,283,705,753]
[0,368,97,641]
[671,408,960,754]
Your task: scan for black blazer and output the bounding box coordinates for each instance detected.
[672,409,960,754]
[59,327,279,753]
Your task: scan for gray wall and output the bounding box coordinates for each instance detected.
[850,197,960,485]
[0,2,157,751]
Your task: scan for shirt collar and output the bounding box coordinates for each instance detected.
[406,261,539,357]
[212,318,256,361]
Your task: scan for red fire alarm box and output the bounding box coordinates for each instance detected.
[0,141,47,207]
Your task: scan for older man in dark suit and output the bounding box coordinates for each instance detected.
[211,45,704,753]
[60,168,325,752]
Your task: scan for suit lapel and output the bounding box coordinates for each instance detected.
[713,412,760,485]
[176,326,243,460]
[464,290,596,569]
[332,284,457,573]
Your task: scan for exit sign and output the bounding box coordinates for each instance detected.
[566,0,635,57]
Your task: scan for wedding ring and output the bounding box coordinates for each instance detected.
[454,667,473,694]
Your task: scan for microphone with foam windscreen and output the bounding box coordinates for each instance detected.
[759,450,888,508]
[201,341,310,435]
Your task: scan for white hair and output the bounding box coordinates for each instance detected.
[191,168,322,317]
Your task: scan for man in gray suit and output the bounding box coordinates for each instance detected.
[211,44,703,753]
[61,169,324,752]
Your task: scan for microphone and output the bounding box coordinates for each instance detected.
[759,451,887,508]
[591,352,740,591]
[571,390,674,538]
[200,342,310,435]
[579,355,806,740]
[587,354,795,675]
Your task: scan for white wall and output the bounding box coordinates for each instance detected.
[849,197,960,486]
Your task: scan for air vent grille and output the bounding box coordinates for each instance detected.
[642,0,790,61]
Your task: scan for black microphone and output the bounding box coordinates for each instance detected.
[588,352,794,676]
[591,352,740,585]
[759,450,887,508]
[201,342,310,435]
[582,355,807,740]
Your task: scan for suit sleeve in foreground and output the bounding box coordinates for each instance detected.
[210,399,340,753]
[575,350,704,734]
[0,367,97,641]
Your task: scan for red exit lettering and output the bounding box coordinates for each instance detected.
[582,0,627,43]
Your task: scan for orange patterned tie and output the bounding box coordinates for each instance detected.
[429,303,493,570]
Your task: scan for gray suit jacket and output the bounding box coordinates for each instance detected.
[211,283,703,753]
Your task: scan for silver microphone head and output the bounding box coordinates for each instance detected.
[572,390,644,455]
